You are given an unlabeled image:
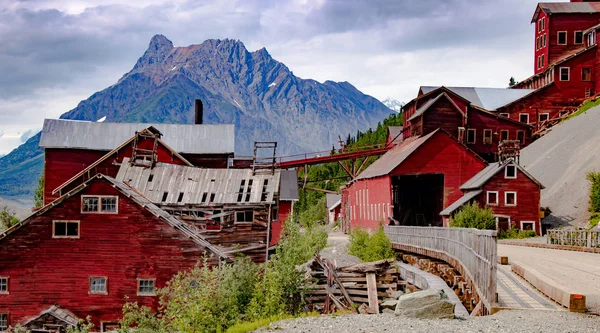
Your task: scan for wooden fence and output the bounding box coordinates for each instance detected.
[547,230,600,248]
[384,226,497,313]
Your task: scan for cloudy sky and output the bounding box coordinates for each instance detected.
[0,0,558,155]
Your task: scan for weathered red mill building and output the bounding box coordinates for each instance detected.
[0,118,298,331]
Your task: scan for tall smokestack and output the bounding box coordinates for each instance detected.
[194,99,203,125]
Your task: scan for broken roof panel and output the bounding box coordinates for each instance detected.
[39,119,235,154]
[116,158,281,205]
[419,86,536,111]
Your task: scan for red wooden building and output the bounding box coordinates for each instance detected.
[440,160,545,234]
[39,118,235,205]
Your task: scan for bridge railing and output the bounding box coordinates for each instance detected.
[547,230,600,248]
[384,226,497,313]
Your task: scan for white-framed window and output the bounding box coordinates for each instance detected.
[0,277,7,294]
[0,313,7,332]
[582,67,592,82]
[543,34,547,47]
[505,192,517,206]
[82,195,118,214]
[483,129,492,145]
[557,31,567,45]
[560,67,570,81]
[89,277,108,295]
[500,130,509,142]
[520,221,536,232]
[541,17,545,31]
[541,54,545,67]
[519,113,530,124]
[137,278,156,296]
[505,165,517,179]
[467,129,476,144]
[517,131,525,145]
[486,191,499,206]
[499,113,510,118]
[575,31,584,44]
[539,113,550,122]
[52,220,80,239]
[589,30,597,46]
[101,322,121,332]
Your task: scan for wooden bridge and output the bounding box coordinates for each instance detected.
[384,226,498,315]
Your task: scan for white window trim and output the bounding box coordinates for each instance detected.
[101,322,121,332]
[0,276,8,295]
[539,113,550,122]
[467,129,476,144]
[557,31,567,45]
[519,113,530,124]
[543,34,547,47]
[520,221,536,232]
[483,129,493,145]
[89,276,108,295]
[137,278,157,296]
[81,195,119,214]
[505,165,518,179]
[52,220,80,239]
[505,192,517,207]
[0,312,8,332]
[559,67,570,81]
[575,31,584,45]
[486,191,499,206]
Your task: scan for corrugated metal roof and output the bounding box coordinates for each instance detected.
[388,126,403,143]
[39,119,235,154]
[326,193,341,210]
[116,158,281,205]
[540,2,600,14]
[420,87,536,111]
[355,131,437,181]
[440,190,482,216]
[460,161,544,190]
[280,170,299,201]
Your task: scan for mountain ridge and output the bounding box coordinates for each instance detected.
[0,35,393,199]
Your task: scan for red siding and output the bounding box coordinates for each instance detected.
[476,168,542,235]
[546,13,600,67]
[346,176,392,230]
[421,97,464,138]
[0,180,208,328]
[271,201,293,245]
[534,10,550,74]
[466,108,532,157]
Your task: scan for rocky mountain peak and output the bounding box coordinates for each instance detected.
[133,34,174,70]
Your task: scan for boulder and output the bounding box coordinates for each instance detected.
[395,289,455,319]
[381,299,398,310]
[382,308,395,314]
[389,290,404,299]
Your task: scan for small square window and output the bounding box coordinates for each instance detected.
[521,221,535,231]
[82,197,98,212]
[575,31,583,44]
[558,31,567,45]
[90,277,107,294]
[500,130,509,142]
[0,277,7,294]
[560,67,570,81]
[467,129,476,144]
[487,192,498,206]
[101,197,117,212]
[505,165,517,179]
[519,114,530,124]
[505,192,517,206]
[101,322,121,332]
[0,314,7,332]
[539,113,549,122]
[138,279,155,296]
[53,221,79,238]
[483,129,492,145]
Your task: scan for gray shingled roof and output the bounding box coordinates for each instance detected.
[116,158,281,205]
[355,131,437,181]
[22,305,79,327]
[420,87,536,111]
[39,119,234,154]
[440,190,482,216]
[326,194,341,210]
[460,161,544,190]
[280,170,299,201]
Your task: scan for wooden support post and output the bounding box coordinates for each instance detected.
[366,273,379,313]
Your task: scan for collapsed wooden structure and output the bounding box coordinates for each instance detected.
[303,257,406,314]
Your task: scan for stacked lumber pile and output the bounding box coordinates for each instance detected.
[303,256,406,314]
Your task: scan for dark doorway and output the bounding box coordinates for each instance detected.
[497,216,510,232]
[392,174,444,226]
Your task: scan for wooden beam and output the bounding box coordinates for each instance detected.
[366,272,379,313]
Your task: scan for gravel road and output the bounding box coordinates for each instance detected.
[258,310,599,332]
[318,230,361,267]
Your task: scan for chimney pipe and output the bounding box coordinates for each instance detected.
[194,99,203,125]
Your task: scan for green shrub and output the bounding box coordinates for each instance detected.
[587,171,600,213]
[498,227,537,239]
[450,203,495,230]
[298,196,327,228]
[348,225,395,262]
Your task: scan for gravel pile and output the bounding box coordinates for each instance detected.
[521,106,600,228]
[258,310,599,333]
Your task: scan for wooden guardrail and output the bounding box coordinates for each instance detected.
[547,230,600,248]
[384,226,497,314]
